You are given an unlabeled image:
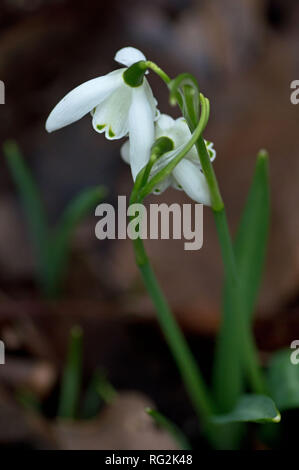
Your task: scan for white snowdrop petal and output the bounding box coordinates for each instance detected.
[155,114,175,134]
[114,47,146,67]
[152,176,172,195]
[143,78,159,121]
[128,85,155,180]
[92,84,132,139]
[120,140,130,164]
[155,115,197,161]
[172,159,211,206]
[46,69,124,132]
[170,117,201,162]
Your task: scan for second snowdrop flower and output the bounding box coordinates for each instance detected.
[121,114,216,206]
[46,47,158,179]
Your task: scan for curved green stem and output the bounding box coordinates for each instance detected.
[145,61,171,85]
[138,94,210,201]
[195,137,223,212]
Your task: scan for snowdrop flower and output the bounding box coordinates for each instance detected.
[121,114,216,206]
[46,47,159,179]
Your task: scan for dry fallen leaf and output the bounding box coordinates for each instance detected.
[0,357,56,398]
[54,391,179,450]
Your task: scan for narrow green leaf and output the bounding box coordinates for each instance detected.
[81,369,116,419]
[211,394,280,425]
[3,140,49,287]
[146,408,191,450]
[267,349,299,411]
[234,150,270,320]
[58,326,83,420]
[95,369,117,405]
[213,151,270,410]
[81,369,116,420]
[3,142,106,298]
[81,373,102,420]
[46,186,106,297]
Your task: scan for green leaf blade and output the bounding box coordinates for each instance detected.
[146,408,191,450]
[3,140,49,286]
[234,150,270,320]
[58,326,83,420]
[81,369,116,419]
[211,394,280,425]
[213,151,270,411]
[267,349,299,411]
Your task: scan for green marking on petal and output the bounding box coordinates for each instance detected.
[204,140,215,160]
[97,124,106,131]
[108,126,115,138]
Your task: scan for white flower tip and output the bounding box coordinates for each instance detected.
[114,47,146,67]
[45,107,65,133]
[45,117,54,133]
[45,113,56,132]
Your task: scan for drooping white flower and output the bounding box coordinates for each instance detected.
[121,114,216,206]
[46,47,159,179]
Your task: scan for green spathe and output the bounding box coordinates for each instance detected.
[123,61,148,87]
[151,136,174,158]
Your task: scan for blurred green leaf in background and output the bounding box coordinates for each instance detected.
[3,140,106,298]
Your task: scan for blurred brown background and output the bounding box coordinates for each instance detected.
[0,0,299,449]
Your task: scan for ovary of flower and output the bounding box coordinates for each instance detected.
[121,114,216,206]
[45,47,159,180]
